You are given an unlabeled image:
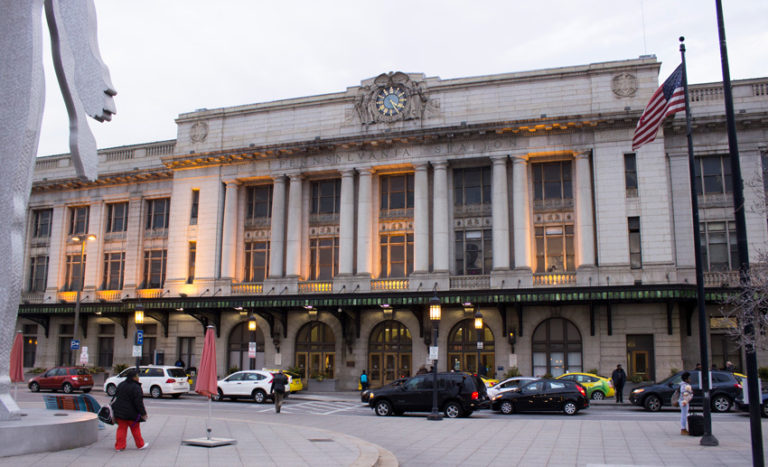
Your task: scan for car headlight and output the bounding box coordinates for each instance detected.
[632,388,645,394]
[492,395,501,401]
[368,393,374,400]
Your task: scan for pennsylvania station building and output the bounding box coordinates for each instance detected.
[15,56,768,389]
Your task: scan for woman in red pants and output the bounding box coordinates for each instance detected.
[111,369,148,451]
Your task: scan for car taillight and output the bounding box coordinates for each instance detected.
[736,383,743,389]
[166,379,175,383]
[471,391,479,400]
[577,386,586,397]
[268,378,273,384]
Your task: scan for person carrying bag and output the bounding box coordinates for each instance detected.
[111,369,149,451]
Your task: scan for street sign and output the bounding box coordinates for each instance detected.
[136,330,144,345]
[132,345,142,357]
[79,346,89,365]
[248,342,256,358]
[477,342,484,350]
[429,346,438,361]
[70,339,80,350]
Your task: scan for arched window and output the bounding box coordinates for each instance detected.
[227,321,265,372]
[368,320,412,386]
[447,319,495,377]
[295,322,335,379]
[532,318,582,377]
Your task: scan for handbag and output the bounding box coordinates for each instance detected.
[671,388,680,407]
[97,395,116,425]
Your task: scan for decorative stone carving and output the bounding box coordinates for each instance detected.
[355,72,430,125]
[190,121,208,143]
[612,73,638,97]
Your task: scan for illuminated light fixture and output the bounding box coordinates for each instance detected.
[462,302,474,316]
[474,310,484,330]
[248,315,257,331]
[234,306,246,317]
[429,294,441,321]
[134,306,145,325]
[71,234,97,243]
[305,305,318,320]
[175,307,184,312]
[380,303,393,320]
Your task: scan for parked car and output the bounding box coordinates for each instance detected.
[263,368,300,393]
[487,377,539,399]
[368,372,488,418]
[214,369,285,403]
[491,379,589,415]
[28,366,93,393]
[556,372,615,400]
[481,377,499,388]
[104,365,189,398]
[629,370,741,412]
[361,377,407,403]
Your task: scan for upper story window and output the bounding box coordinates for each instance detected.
[145,198,170,230]
[532,161,572,202]
[32,208,53,238]
[245,185,273,219]
[694,155,732,196]
[454,167,491,206]
[68,206,89,235]
[28,256,48,292]
[379,233,413,278]
[700,221,738,272]
[455,230,492,275]
[535,225,574,273]
[311,179,341,214]
[64,254,85,291]
[624,153,638,197]
[380,174,414,211]
[244,241,270,282]
[190,189,199,225]
[106,202,128,233]
[309,237,339,280]
[102,252,125,290]
[142,249,167,288]
[628,217,642,269]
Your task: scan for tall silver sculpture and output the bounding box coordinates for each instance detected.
[0,0,116,420]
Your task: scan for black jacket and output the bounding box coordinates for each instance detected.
[611,368,627,386]
[111,379,147,422]
[271,373,289,394]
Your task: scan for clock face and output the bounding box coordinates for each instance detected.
[375,86,407,116]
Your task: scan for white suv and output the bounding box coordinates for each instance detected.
[214,370,291,403]
[104,366,190,399]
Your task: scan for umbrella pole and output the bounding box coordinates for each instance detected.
[207,396,212,440]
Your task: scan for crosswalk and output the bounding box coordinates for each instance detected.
[250,399,370,416]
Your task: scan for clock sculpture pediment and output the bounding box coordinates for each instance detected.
[355,71,430,124]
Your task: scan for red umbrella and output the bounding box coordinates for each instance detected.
[10,331,24,383]
[195,326,217,397]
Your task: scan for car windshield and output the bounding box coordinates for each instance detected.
[167,368,186,377]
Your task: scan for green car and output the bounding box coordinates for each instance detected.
[556,372,615,400]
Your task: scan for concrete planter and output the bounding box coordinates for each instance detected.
[306,379,336,392]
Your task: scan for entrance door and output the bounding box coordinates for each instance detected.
[383,353,397,383]
[627,334,654,381]
[369,354,382,385]
[631,351,649,378]
[296,353,307,379]
[309,352,322,379]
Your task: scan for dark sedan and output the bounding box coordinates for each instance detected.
[629,370,741,412]
[491,379,589,415]
[735,390,768,417]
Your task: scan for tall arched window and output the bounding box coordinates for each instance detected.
[368,320,412,386]
[532,318,582,377]
[227,322,265,372]
[295,322,336,379]
[447,319,495,377]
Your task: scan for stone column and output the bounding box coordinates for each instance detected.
[574,150,595,268]
[512,155,532,270]
[269,176,286,278]
[432,161,450,273]
[356,168,373,277]
[413,163,429,273]
[284,174,303,277]
[491,155,511,271]
[220,180,239,280]
[338,169,356,275]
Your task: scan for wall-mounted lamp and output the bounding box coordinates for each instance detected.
[134,306,145,325]
[381,303,393,320]
[305,305,318,320]
[248,315,257,332]
[462,302,474,316]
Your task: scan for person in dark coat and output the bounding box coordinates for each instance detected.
[270,370,289,413]
[112,369,148,451]
[611,364,627,403]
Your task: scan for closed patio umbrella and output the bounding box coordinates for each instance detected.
[10,331,24,399]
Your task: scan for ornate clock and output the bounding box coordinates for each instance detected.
[375,86,408,116]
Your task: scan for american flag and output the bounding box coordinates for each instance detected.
[631,64,686,151]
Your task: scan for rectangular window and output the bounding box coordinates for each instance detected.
[97,337,114,368]
[379,233,414,278]
[142,249,167,288]
[190,189,199,225]
[105,202,128,233]
[245,185,273,219]
[628,217,642,269]
[624,153,638,197]
[455,230,493,275]
[187,242,196,284]
[28,255,49,292]
[311,179,341,214]
[140,324,157,365]
[23,324,37,367]
[68,206,89,235]
[532,161,572,201]
[58,324,73,366]
[244,241,270,282]
[309,237,339,280]
[453,167,492,206]
[178,337,195,369]
[380,174,414,211]
[102,252,125,290]
[694,155,732,195]
[145,198,170,230]
[700,221,738,271]
[535,225,575,273]
[64,254,85,291]
[32,209,53,238]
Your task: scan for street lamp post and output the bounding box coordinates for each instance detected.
[248,314,257,370]
[134,305,144,373]
[427,293,442,421]
[474,310,484,376]
[70,234,96,366]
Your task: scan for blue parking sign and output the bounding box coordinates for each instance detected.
[70,339,80,350]
[136,330,144,345]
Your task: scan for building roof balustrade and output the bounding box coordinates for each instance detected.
[450,275,490,290]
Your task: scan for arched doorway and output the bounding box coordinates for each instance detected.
[447,319,495,377]
[227,322,265,372]
[295,322,335,380]
[532,318,582,377]
[368,320,412,386]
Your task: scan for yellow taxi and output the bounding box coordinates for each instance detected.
[263,369,303,392]
[481,377,499,388]
[556,372,615,400]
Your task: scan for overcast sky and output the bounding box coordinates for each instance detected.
[35,0,768,157]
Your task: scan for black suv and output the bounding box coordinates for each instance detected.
[629,370,742,412]
[368,372,488,418]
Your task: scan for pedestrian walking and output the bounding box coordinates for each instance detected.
[271,370,289,413]
[725,361,735,372]
[111,369,148,451]
[611,364,627,403]
[360,370,369,391]
[677,371,694,435]
[416,365,428,375]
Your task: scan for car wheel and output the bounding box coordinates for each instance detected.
[375,400,392,416]
[591,390,605,401]
[150,386,163,399]
[563,401,578,415]
[62,383,73,394]
[711,395,731,413]
[212,389,224,401]
[252,389,266,404]
[106,384,117,397]
[500,401,514,415]
[644,395,662,412]
[444,401,462,419]
[171,393,182,399]
[82,388,91,393]
[29,382,40,392]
